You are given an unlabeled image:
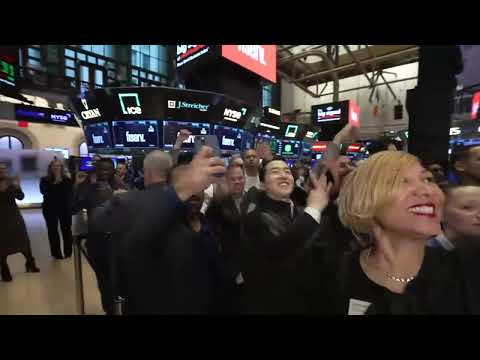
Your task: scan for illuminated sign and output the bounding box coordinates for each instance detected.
[305,131,318,139]
[15,105,78,127]
[285,124,299,138]
[348,100,361,127]
[472,91,480,120]
[347,144,362,152]
[80,98,102,120]
[221,45,277,83]
[176,45,210,68]
[118,93,142,115]
[450,127,461,136]
[167,99,210,112]
[268,107,281,116]
[450,125,480,136]
[312,100,350,125]
[318,106,341,122]
[260,122,280,130]
[0,59,15,87]
[223,108,242,122]
[312,143,328,152]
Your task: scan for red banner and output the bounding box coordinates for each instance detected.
[221,45,277,83]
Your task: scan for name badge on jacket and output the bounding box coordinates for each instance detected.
[348,299,371,315]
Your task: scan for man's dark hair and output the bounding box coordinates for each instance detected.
[259,156,287,183]
[97,158,114,167]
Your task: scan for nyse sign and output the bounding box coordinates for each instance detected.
[450,126,480,136]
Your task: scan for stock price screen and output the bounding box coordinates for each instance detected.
[112,120,160,148]
[163,120,211,150]
[279,140,301,157]
[83,122,112,149]
[213,125,244,152]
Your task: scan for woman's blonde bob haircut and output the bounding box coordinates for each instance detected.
[338,150,421,236]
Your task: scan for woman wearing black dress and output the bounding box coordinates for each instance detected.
[299,151,480,314]
[0,164,40,282]
[40,159,74,259]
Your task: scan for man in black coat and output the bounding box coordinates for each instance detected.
[205,163,252,313]
[72,158,127,314]
[93,148,226,314]
[241,157,332,314]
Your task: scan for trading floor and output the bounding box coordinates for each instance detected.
[0,209,103,315]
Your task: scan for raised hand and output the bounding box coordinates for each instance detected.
[174,129,193,150]
[306,172,333,212]
[333,123,360,145]
[173,146,226,202]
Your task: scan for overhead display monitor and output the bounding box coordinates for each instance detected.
[71,95,104,122]
[112,120,160,149]
[284,124,299,138]
[176,45,213,69]
[221,45,277,83]
[279,140,301,157]
[0,47,16,88]
[164,88,219,123]
[301,141,312,157]
[312,100,350,125]
[163,120,211,150]
[15,104,79,127]
[213,125,244,152]
[243,131,255,151]
[83,122,112,149]
[258,120,281,138]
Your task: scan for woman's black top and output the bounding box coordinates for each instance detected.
[40,177,73,211]
[298,246,474,315]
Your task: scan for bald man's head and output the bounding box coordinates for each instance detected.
[143,151,173,187]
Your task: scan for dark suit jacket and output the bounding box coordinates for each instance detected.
[92,184,222,314]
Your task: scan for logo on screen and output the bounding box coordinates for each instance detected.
[285,125,298,138]
[450,127,461,136]
[118,93,142,115]
[284,144,292,152]
[126,131,146,143]
[224,108,242,122]
[169,100,210,112]
[222,136,235,147]
[92,134,104,144]
[317,106,342,122]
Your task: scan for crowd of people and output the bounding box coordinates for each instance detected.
[1,123,480,315]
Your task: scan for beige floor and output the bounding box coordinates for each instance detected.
[0,209,103,315]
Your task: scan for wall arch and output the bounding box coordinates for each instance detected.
[0,124,39,149]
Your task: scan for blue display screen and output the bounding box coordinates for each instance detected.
[112,120,160,148]
[213,125,244,152]
[83,122,112,149]
[163,120,211,149]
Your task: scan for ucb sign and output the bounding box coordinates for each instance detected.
[118,93,142,115]
[80,98,102,120]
